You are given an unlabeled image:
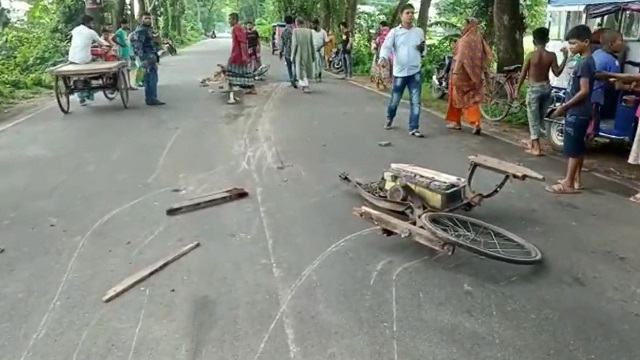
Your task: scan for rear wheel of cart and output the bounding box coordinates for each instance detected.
[118,70,129,109]
[421,212,543,265]
[55,76,71,114]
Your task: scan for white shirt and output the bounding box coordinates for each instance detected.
[312,29,327,50]
[68,25,108,64]
[379,25,425,77]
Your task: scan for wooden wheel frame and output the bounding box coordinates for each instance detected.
[54,76,71,114]
[118,69,129,109]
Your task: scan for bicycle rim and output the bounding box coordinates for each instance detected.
[481,79,510,121]
[421,212,542,265]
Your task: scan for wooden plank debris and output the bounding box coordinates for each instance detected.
[102,241,200,303]
[166,187,248,216]
[468,154,545,181]
[352,206,454,254]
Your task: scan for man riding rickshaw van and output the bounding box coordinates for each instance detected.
[68,14,111,104]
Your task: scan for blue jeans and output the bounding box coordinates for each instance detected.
[342,52,352,78]
[143,64,158,102]
[387,72,421,131]
[285,57,295,82]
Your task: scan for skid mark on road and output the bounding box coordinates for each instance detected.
[148,128,182,183]
[392,256,430,360]
[131,223,169,256]
[128,288,150,360]
[370,258,392,285]
[72,307,108,360]
[253,227,378,360]
[19,187,169,360]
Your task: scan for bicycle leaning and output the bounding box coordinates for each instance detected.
[480,65,526,121]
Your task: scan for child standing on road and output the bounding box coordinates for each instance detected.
[516,27,568,156]
[546,25,596,195]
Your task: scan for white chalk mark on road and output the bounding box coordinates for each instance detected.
[128,288,150,360]
[131,223,168,256]
[370,258,392,285]
[392,256,430,360]
[19,188,169,360]
[253,227,378,360]
[72,307,108,360]
[148,128,182,183]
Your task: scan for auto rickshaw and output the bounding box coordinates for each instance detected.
[271,22,286,55]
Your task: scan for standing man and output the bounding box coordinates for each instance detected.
[339,21,353,80]
[132,12,165,106]
[227,12,257,95]
[378,3,425,138]
[279,15,296,87]
[245,21,262,77]
[291,17,315,93]
[311,18,327,82]
[114,18,137,90]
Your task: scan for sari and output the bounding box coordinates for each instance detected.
[445,17,492,128]
[369,27,392,88]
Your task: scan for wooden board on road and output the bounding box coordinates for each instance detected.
[469,154,545,181]
[166,187,248,216]
[102,242,200,303]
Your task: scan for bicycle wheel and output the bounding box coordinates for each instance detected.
[420,212,542,265]
[480,78,510,121]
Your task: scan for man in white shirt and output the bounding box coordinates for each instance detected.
[378,3,425,138]
[68,15,110,105]
[68,15,109,64]
[311,18,328,82]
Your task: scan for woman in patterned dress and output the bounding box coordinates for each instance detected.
[444,17,492,135]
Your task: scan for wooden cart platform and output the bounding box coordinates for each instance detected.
[47,61,127,77]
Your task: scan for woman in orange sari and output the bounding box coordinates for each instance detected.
[445,17,492,135]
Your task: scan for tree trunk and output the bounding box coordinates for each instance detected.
[493,0,524,71]
[417,0,431,31]
[137,0,146,14]
[115,0,126,23]
[345,0,358,29]
[85,1,103,30]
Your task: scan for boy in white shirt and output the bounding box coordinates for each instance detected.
[311,18,328,82]
[68,15,109,105]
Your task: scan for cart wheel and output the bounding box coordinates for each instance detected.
[54,76,71,114]
[103,75,118,101]
[420,212,542,265]
[118,70,129,109]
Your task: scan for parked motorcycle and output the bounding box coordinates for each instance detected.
[329,47,343,73]
[431,55,452,99]
[163,38,177,56]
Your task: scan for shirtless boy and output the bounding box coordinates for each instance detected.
[516,27,568,156]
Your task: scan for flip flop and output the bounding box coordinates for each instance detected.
[519,139,535,150]
[546,183,581,194]
[630,194,640,203]
[446,123,462,130]
[557,179,584,190]
[525,149,544,156]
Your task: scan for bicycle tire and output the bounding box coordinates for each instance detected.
[420,212,542,265]
[480,78,510,122]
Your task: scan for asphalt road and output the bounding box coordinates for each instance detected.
[1,38,639,360]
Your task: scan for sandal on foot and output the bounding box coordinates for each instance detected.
[629,193,640,203]
[472,127,482,135]
[557,179,583,190]
[446,123,462,130]
[546,183,581,194]
[525,148,544,156]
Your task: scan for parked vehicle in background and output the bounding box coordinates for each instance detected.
[329,47,343,73]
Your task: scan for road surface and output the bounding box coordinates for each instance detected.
[1,39,639,360]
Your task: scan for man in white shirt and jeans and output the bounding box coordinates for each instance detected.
[378,3,425,138]
[311,18,327,82]
[68,14,110,104]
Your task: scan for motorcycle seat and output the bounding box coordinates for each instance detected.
[503,64,522,73]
